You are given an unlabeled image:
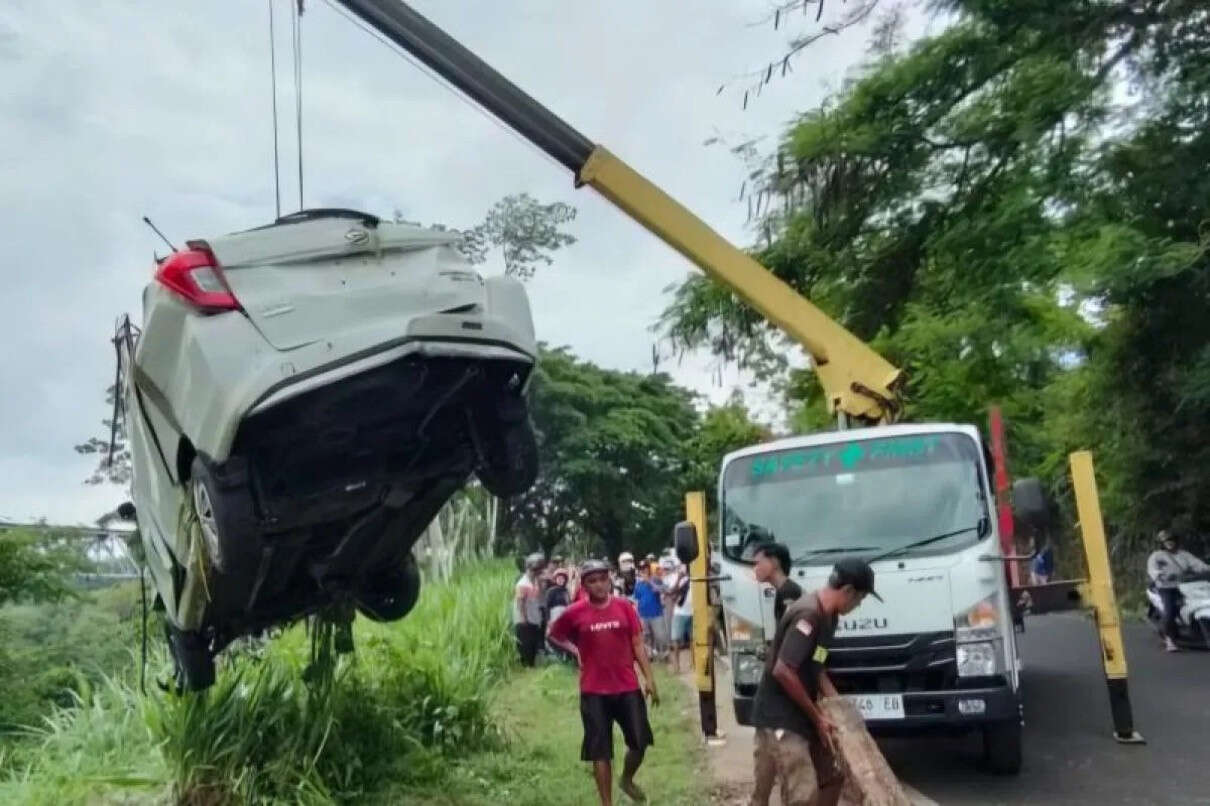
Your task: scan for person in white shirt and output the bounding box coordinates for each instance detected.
[1147,529,1210,652]
[670,571,693,674]
[514,552,546,666]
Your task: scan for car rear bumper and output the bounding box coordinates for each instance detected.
[134,283,535,461]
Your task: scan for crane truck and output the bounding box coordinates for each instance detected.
[332,0,1142,776]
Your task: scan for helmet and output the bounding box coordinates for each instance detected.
[580,559,610,578]
[659,556,677,571]
[524,552,546,570]
[1156,529,1175,545]
[619,551,634,563]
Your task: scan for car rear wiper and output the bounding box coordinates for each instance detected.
[793,546,880,565]
[870,519,988,563]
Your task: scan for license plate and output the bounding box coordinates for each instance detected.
[844,693,905,720]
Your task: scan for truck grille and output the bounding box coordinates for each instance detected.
[827,631,956,693]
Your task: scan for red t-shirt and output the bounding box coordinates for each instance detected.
[548,595,641,694]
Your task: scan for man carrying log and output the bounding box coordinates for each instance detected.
[749,558,881,806]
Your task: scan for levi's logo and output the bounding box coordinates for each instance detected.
[589,620,622,632]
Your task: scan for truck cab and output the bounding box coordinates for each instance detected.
[717,423,1023,773]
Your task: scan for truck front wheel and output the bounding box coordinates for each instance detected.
[982,718,1023,775]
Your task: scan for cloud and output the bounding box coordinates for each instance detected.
[0,0,881,522]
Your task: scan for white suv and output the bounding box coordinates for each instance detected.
[121,209,538,688]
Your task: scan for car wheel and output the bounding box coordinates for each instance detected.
[474,418,539,498]
[356,555,422,622]
[1197,617,1210,648]
[191,473,226,573]
[187,456,261,615]
[982,718,1023,775]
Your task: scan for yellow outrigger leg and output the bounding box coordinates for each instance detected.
[684,491,718,737]
[1069,451,1144,744]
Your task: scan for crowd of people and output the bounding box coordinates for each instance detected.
[512,549,695,673]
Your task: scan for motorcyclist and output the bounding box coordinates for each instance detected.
[1147,529,1210,652]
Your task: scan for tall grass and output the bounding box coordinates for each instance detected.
[0,561,516,805]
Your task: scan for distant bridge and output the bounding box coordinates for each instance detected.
[0,520,141,585]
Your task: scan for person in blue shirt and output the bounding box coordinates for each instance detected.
[1030,539,1054,585]
[633,564,667,659]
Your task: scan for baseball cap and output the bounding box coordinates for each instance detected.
[580,559,610,578]
[831,557,882,602]
[618,551,635,565]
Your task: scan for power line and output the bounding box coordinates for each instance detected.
[318,0,567,176]
[292,0,305,210]
[269,0,282,219]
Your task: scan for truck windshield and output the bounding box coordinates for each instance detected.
[720,432,989,563]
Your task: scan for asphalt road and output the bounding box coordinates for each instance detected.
[880,613,1210,805]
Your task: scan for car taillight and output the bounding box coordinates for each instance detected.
[155,248,240,312]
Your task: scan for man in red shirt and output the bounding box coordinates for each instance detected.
[548,559,660,806]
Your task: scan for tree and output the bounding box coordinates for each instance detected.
[663,0,1210,564]
[686,391,773,492]
[0,527,84,606]
[506,346,701,559]
[74,382,130,487]
[460,193,577,280]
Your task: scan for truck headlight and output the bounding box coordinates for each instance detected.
[955,593,1001,643]
[734,652,765,686]
[727,613,765,646]
[956,641,997,677]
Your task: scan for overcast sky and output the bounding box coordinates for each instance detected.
[0,0,929,524]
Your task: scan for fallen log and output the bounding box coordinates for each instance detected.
[821,697,914,806]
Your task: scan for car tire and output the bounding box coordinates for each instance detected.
[473,417,539,498]
[356,555,422,622]
[188,456,260,610]
[983,718,1023,775]
[167,624,215,691]
[1197,617,1210,648]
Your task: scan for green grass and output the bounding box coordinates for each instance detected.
[389,663,710,805]
[0,562,707,805]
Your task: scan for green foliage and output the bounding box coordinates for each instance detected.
[508,347,767,558]
[0,583,139,735]
[663,0,1210,566]
[0,562,517,805]
[0,528,86,607]
[686,390,773,492]
[507,345,700,558]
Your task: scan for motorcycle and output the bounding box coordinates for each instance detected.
[1145,570,1210,649]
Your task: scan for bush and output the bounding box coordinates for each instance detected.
[0,583,140,734]
[0,561,516,805]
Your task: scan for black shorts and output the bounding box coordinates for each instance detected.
[579,690,654,761]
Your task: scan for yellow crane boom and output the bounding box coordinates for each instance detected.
[334,0,902,423]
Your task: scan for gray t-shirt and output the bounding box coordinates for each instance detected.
[513,575,542,625]
[750,592,837,739]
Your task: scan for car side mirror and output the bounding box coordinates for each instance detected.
[1013,478,1052,534]
[674,521,699,565]
[116,501,137,521]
